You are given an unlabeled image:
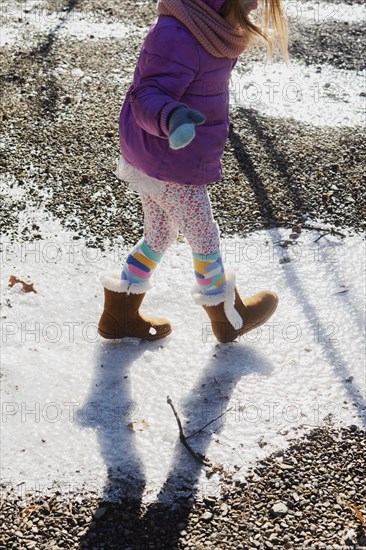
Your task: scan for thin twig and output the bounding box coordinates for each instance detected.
[167,395,210,465]
[313,231,331,243]
[330,228,347,239]
[167,395,185,437]
[186,407,233,440]
[301,225,347,242]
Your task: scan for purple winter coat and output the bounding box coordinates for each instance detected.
[119,0,238,186]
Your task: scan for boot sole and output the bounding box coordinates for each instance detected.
[98,327,172,341]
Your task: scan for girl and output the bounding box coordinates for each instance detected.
[98,0,289,343]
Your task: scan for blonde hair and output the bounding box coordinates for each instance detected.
[219,0,289,63]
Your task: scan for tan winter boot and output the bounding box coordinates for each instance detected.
[192,269,278,344]
[98,272,172,341]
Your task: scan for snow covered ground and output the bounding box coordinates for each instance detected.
[0,12,142,47]
[231,61,365,127]
[1,176,365,505]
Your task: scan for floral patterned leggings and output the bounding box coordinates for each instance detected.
[138,182,221,255]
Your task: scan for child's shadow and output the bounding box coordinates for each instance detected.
[75,340,150,508]
[78,340,273,548]
[139,343,274,547]
[154,343,273,504]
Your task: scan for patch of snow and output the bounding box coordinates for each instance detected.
[1,177,365,505]
[231,61,365,127]
[0,10,139,47]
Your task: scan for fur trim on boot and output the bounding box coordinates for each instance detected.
[99,271,153,295]
[191,268,243,329]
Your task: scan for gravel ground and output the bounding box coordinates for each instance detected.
[1,0,365,247]
[288,20,364,72]
[1,422,365,549]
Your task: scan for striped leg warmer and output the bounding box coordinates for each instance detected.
[122,238,162,287]
[192,251,226,296]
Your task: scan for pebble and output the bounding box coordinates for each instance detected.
[93,506,107,520]
[271,502,288,517]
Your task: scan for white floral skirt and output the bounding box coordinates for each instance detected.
[115,153,166,195]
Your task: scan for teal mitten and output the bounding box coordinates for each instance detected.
[168,107,206,150]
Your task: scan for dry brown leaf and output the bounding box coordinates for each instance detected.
[345,501,365,524]
[127,419,149,432]
[22,503,37,514]
[353,502,365,525]
[9,275,37,293]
